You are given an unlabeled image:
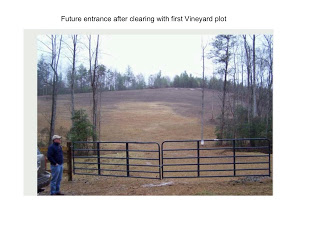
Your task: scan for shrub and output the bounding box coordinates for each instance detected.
[67,109,95,142]
[214,105,272,146]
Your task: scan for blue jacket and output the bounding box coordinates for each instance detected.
[47,142,64,165]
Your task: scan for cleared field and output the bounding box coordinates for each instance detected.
[38,88,272,195]
[38,88,220,143]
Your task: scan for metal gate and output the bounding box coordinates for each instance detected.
[72,141,161,179]
[72,138,271,180]
[161,138,271,179]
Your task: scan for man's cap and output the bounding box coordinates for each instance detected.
[52,135,62,140]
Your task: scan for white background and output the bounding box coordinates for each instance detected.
[1,0,320,239]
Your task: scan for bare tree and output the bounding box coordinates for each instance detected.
[231,39,240,137]
[243,35,252,124]
[252,35,258,118]
[87,35,100,141]
[263,35,273,136]
[209,35,235,139]
[201,40,207,145]
[211,69,215,121]
[39,35,63,146]
[63,35,78,127]
[96,64,107,140]
[70,35,78,125]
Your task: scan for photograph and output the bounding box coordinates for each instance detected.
[4,0,320,239]
[36,32,273,195]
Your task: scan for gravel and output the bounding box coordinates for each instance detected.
[232,176,271,184]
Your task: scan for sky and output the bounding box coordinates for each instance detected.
[37,34,216,81]
[99,35,214,79]
[37,34,270,83]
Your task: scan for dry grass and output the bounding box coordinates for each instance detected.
[38,88,219,144]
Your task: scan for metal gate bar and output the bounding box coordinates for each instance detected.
[72,138,271,180]
[72,141,161,179]
[161,138,271,179]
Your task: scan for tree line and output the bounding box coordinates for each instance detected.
[37,60,208,95]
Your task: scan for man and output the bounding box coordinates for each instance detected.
[47,135,64,195]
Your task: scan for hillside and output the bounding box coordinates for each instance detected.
[38,88,224,144]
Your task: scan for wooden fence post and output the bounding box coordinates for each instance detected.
[67,142,72,181]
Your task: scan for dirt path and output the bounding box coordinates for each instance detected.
[38,174,272,196]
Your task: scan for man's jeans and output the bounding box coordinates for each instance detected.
[50,164,63,195]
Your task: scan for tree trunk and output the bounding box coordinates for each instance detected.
[252,35,258,118]
[232,44,238,138]
[88,35,100,142]
[220,37,230,140]
[48,35,62,146]
[70,35,77,127]
[201,45,205,144]
[211,89,215,120]
[49,74,57,146]
[243,35,251,126]
[241,63,244,104]
[92,87,97,140]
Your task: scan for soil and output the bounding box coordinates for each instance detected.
[38,174,272,196]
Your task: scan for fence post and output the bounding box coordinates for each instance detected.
[67,142,72,181]
[233,140,236,177]
[161,142,164,179]
[72,143,75,175]
[197,141,200,177]
[158,144,161,180]
[97,142,101,175]
[126,142,130,177]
